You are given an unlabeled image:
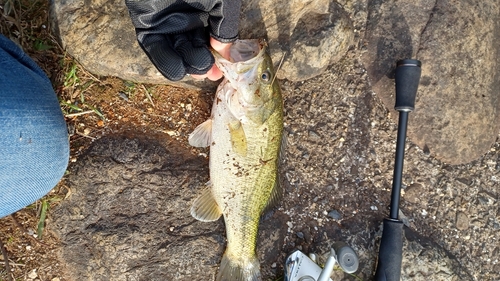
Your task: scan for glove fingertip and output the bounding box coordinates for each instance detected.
[140,41,188,81]
[209,32,238,44]
[178,45,215,74]
[153,55,187,81]
[161,67,186,81]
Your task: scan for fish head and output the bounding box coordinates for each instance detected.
[213,39,280,123]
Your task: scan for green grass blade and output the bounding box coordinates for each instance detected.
[84,103,105,120]
[37,200,48,239]
[62,101,84,112]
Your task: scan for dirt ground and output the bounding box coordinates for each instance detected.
[2,51,500,280]
[1,1,500,281]
[0,1,212,278]
[0,74,215,281]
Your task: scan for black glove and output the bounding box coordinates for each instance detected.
[125,0,241,81]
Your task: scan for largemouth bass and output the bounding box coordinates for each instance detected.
[188,39,284,281]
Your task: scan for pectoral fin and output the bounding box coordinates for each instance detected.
[191,187,222,222]
[188,119,212,147]
[228,121,247,156]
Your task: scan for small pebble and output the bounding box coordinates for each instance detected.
[28,269,38,279]
[456,211,469,230]
[327,210,342,220]
[118,91,129,101]
[493,221,500,230]
[296,232,304,239]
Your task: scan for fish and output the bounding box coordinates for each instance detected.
[188,39,284,281]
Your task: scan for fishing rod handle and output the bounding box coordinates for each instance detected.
[374,219,404,281]
[395,59,422,112]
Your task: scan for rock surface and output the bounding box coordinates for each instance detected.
[49,0,217,89]
[50,0,354,84]
[52,54,500,279]
[51,135,288,281]
[49,0,500,280]
[51,0,500,164]
[361,0,500,164]
[238,0,354,81]
[51,136,224,280]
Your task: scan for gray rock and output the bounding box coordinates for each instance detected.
[239,0,354,81]
[50,0,353,84]
[277,57,488,280]
[403,183,424,204]
[48,1,500,279]
[51,135,287,280]
[327,210,342,220]
[51,135,223,280]
[400,228,470,280]
[307,219,469,281]
[456,211,469,231]
[361,0,500,164]
[49,0,217,90]
[51,0,500,164]
[50,55,500,279]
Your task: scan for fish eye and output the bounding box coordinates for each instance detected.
[261,71,272,83]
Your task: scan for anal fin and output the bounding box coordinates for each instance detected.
[191,187,222,222]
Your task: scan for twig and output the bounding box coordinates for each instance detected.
[0,234,13,281]
[9,215,48,247]
[77,62,102,83]
[142,85,155,107]
[9,214,28,234]
[65,110,95,117]
[75,131,96,140]
[0,260,25,267]
[271,51,287,86]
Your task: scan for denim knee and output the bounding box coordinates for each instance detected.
[0,35,69,218]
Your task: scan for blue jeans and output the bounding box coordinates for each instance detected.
[0,35,69,218]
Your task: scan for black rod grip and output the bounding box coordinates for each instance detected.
[395,59,421,112]
[374,219,404,281]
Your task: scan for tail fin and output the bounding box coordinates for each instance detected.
[216,253,261,281]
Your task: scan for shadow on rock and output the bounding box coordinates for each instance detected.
[51,134,289,280]
[51,135,224,280]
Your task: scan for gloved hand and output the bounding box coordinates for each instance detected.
[125,0,241,81]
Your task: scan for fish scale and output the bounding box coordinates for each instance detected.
[188,39,283,281]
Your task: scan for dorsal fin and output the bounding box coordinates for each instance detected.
[263,132,287,213]
[263,178,283,214]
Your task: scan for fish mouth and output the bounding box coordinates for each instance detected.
[228,39,265,63]
[212,39,269,110]
[211,39,267,76]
